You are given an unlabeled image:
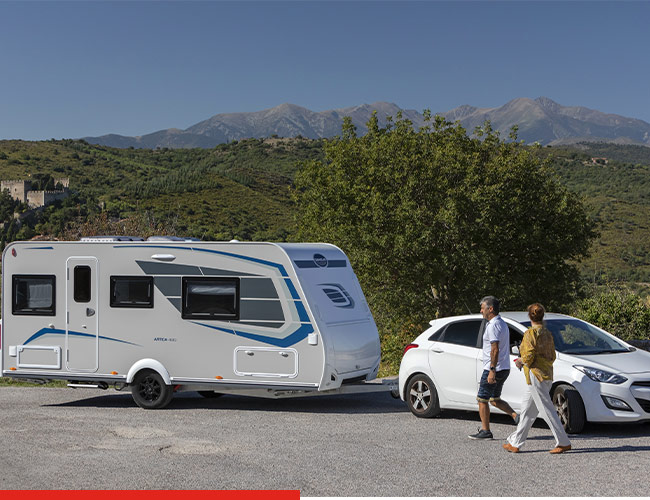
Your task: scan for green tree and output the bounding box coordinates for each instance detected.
[572,284,650,341]
[294,113,596,367]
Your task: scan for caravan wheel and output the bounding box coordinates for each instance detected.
[131,370,173,409]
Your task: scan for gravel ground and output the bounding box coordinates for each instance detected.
[0,386,648,495]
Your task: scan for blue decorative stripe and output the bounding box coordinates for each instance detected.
[115,245,289,277]
[284,278,300,300]
[26,246,54,250]
[295,260,346,268]
[295,301,310,322]
[295,260,318,268]
[23,328,141,346]
[192,322,314,348]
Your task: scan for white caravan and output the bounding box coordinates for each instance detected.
[1,238,384,408]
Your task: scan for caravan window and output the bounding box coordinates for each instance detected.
[110,276,154,308]
[74,266,91,303]
[12,275,56,316]
[182,277,239,320]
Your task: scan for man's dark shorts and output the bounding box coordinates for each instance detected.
[477,369,510,403]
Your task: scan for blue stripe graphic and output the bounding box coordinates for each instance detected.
[284,278,300,300]
[115,245,289,277]
[24,328,141,346]
[192,322,314,348]
[295,301,310,322]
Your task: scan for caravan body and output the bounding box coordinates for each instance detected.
[1,240,381,407]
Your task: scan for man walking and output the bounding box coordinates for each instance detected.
[469,296,519,440]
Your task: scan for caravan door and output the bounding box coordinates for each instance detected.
[66,257,99,372]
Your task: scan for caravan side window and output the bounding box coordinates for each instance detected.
[182,277,240,320]
[110,276,154,308]
[12,275,56,316]
[74,266,91,303]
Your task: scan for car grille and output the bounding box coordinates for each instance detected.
[635,398,650,413]
[631,381,650,387]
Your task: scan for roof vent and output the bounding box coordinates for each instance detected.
[146,236,201,242]
[80,235,145,242]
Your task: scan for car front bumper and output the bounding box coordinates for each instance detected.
[573,372,650,423]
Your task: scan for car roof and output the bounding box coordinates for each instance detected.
[500,311,574,323]
[428,311,574,327]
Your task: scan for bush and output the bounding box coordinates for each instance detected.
[571,284,650,341]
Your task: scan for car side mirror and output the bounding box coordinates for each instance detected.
[511,345,520,355]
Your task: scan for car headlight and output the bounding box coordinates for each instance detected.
[574,365,627,384]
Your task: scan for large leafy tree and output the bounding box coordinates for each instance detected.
[294,112,596,358]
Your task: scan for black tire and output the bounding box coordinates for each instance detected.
[552,384,586,433]
[406,374,441,418]
[198,391,223,399]
[131,370,173,409]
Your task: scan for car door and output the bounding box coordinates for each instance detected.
[493,322,527,411]
[429,319,482,404]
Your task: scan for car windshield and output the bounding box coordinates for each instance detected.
[520,319,630,355]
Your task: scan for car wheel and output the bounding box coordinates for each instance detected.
[198,391,223,399]
[131,370,173,409]
[406,374,441,418]
[552,384,586,433]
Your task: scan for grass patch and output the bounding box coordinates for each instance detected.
[0,377,67,387]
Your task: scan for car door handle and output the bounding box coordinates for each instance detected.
[245,351,254,356]
[86,308,95,317]
[431,348,444,353]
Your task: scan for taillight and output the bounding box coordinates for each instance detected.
[403,343,418,355]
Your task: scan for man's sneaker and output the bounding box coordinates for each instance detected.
[503,443,520,453]
[468,428,493,440]
[549,445,571,454]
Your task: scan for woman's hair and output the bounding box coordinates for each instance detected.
[527,303,545,322]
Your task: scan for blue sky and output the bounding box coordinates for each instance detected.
[2,1,649,141]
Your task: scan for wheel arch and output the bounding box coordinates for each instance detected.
[126,359,171,385]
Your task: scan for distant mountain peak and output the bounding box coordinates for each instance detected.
[83,98,650,149]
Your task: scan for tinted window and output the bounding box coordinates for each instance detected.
[74,266,91,303]
[428,326,445,341]
[182,277,239,320]
[441,320,482,348]
[13,275,56,316]
[521,319,628,354]
[509,326,524,348]
[110,276,153,308]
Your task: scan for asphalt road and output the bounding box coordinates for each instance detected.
[0,386,649,496]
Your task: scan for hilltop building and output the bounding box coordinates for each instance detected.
[1,178,70,209]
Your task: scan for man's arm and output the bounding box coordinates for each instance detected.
[487,341,499,383]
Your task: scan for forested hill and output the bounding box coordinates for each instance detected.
[0,138,649,282]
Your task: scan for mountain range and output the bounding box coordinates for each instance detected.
[84,97,650,149]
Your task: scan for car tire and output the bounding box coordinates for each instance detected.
[406,374,441,418]
[198,391,223,399]
[131,370,173,409]
[552,384,586,433]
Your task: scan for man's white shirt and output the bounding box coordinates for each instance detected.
[482,314,511,371]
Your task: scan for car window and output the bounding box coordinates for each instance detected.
[522,318,628,354]
[428,326,445,341]
[508,325,523,348]
[440,320,482,348]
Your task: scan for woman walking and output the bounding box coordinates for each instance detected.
[503,303,572,454]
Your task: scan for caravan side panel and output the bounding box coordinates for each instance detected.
[2,242,327,390]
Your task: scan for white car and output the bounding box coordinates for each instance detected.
[398,312,650,433]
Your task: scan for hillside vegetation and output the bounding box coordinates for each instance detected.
[1,136,649,373]
[1,138,649,283]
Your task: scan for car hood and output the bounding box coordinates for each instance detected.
[560,349,650,375]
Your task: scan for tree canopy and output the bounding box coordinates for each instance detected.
[294,113,597,340]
